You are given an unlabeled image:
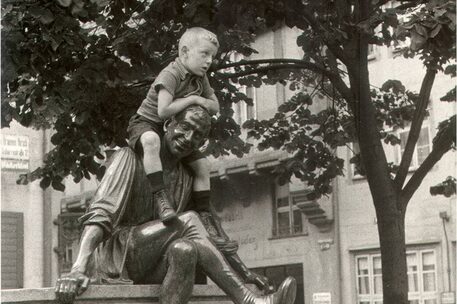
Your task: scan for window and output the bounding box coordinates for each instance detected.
[350,125,431,178]
[407,250,438,304]
[396,126,431,170]
[355,250,438,304]
[233,86,257,125]
[273,183,304,237]
[230,52,257,125]
[356,254,383,304]
[1,212,24,289]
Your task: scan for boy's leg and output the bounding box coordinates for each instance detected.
[187,157,211,212]
[140,131,177,222]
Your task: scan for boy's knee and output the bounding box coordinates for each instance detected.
[140,132,161,151]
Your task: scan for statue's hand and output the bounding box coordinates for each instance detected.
[55,270,90,304]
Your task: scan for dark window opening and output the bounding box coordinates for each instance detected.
[251,263,304,304]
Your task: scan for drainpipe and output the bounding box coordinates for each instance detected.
[439,211,451,292]
[42,129,52,287]
[334,173,343,303]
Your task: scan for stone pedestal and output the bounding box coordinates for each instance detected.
[2,285,233,304]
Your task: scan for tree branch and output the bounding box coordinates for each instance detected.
[215,62,333,79]
[214,58,321,70]
[394,68,437,189]
[400,115,456,208]
[335,0,351,23]
[300,9,349,64]
[374,0,420,9]
[395,1,423,11]
[216,60,354,105]
[325,48,356,112]
[375,0,391,8]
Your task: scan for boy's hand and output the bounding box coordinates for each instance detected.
[195,96,213,111]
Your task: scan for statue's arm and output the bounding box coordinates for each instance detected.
[55,225,104,304]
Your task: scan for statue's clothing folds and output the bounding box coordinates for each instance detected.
[78,147,193,283]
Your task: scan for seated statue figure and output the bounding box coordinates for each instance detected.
[55,105,296,304]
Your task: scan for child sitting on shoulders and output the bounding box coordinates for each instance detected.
[127,27,219,223]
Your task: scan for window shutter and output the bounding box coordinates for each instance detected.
[1,212,24,289]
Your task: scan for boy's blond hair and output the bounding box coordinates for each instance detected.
[178,27,219,56]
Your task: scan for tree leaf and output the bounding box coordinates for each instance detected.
[430,176,456,197]
[429,24,442,38]
[57,0,72,8]
[410,30,427,51]
[444,64,456,77]
[440,87,456,102]
[40,177,51,189]
[29,7,55,24]
[52,179,66,191]
[414,24,428,38]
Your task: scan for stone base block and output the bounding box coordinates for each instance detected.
[1,285,233,304]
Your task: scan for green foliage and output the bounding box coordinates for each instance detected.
[2,0,455,200]
[430,176,456,197]
[2,0,258,189]
[440,87,456,102]
[394,0,456,68]
[434,115,456,150]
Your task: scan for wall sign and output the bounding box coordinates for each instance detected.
[313,292,331,304]
[1,134,30,170]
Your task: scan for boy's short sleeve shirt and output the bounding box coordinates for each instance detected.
[137,58,215,122]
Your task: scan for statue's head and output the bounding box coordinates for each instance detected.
[164,105,211,158]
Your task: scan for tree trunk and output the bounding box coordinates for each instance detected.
[347,54,409,302]
[375,197,408,304]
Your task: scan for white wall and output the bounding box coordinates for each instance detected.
[2,122,45,288]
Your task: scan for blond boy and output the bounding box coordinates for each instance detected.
[127,27,219,222]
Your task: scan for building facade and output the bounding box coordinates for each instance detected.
[1,124,60,289]
[209,25,456,304]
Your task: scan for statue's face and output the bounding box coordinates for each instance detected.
[164,109,210,158]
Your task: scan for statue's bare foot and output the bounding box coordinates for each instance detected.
[55,270,90,304]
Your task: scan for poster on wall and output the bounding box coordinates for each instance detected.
[313,292,331,304]
[1,134,30,171]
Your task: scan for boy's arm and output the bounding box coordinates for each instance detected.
[158,89,219,119]
[201,93,219,116]
[157,89,201,120]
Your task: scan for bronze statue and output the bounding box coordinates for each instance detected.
[55,106,295,304]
